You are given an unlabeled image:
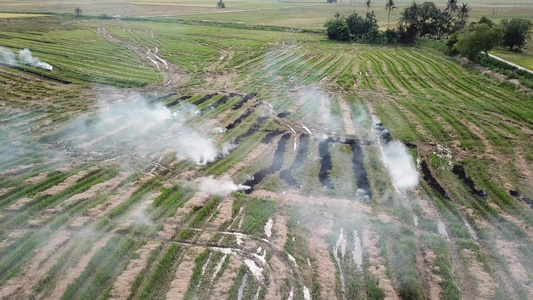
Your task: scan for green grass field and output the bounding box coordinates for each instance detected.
[1,2,533,299]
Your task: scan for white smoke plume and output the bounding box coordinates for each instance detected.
[381,140,419,190]
[0,46,17,66]
[0,46,53,71]
[53,90,224,167]
[176,129,218,165]
[198,176,250,196]
[18,49,53,71]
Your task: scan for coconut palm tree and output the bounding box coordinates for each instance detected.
[334,11,341,19]
[74,7,82,17]
[457,3,470,22]
[385,0,396,29]
[366,0,372,15]
[445,0,458,17]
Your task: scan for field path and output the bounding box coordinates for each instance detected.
[487,53,533,74]
[338,97,356,135]
[97,27,186,87]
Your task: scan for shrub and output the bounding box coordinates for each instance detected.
[384,28,397,43]
[324,19,351,41]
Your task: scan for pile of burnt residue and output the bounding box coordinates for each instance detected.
[421,161,449,199]
[244,133,290,194]
[346,138,372,202]
[261,130,283,144]
[452,165,487,198]
[164,95,191,108]
[404,142,417,149]
[194,93,219,106]
[232,93,257,110]
[280,134,309,188]
[277,112,291,118]
[373,122,391,143]
[318,137,334,189]
[509,190,533,209]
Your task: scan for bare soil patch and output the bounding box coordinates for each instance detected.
[0,229,71,299]
[338,97,356,135]
[47,236,111,300]
[415,248,442,300]
[109,242,160,299]
[308,214,336,299]
[165,246,203,300]
[462,249,496,300]
[225,144,271,177]
[208,196,234,230]
[159,192,209,240]
[23,172,49,185]
[252,189,371,213]
[61,172,127,208]
[362,230,399,300]
[39,168,94,196]
[271,215,287,252]
[211,254,242,299]
[265,255,288,300]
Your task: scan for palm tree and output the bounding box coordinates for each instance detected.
[457,3,470,21]
[74,7,82,17]
[385,0,396,29]
[445,0,458,17]
[334,12,341,19]
[366,0,372,15]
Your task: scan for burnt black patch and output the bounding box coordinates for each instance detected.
[194,93,218,106]
[233,116,269,145]
[509,190,533,209]
[226,108,254,131]
[510,190,520,198]
[313,136,372,198]
[261,131,283,144]
[318,138,334,189]
[404,142,417,149]
[373,122,391,143]
[232,93,257,110]
[206,95,230,111]
[243,133,290,194]
[13,66,72,84]
[277,112,291,118]
[452,165,487,198]
[280,134,309,188]
[421,161,449,199]
[346,138,372,201]
[164,95,191,108]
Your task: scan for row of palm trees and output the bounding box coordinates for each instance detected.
[353,0,471,29]
[445,0,470,21]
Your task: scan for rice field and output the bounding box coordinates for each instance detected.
[1,10,533,300]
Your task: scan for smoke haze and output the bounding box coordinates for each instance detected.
[0,46,53,71]
[198,176,250,196]
[381,140,419,190]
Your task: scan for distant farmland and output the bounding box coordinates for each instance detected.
[1,7,533,300]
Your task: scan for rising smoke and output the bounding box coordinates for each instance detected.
[197,176,250,196]
[381,140,419,190]
[56,90,225,166]
[0,46,53,71]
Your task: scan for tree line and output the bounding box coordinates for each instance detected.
[324,0,532,58]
